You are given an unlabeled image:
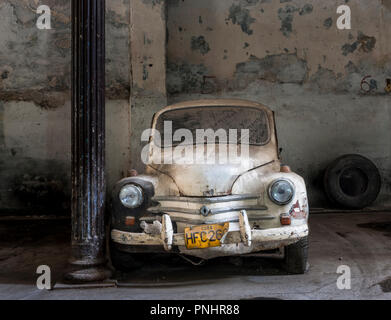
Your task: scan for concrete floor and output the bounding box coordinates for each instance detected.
[0,212,390,300]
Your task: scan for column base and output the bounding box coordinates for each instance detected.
[64,267,112,283]
[65,242,111,283]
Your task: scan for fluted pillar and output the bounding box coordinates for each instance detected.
[66,0,110,282]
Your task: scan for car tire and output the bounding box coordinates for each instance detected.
[107,219,144,272]
[283,236,309,274]
[109,242,144,272]
[324,154,381,209]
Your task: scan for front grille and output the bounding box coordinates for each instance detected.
[147,194,272,224]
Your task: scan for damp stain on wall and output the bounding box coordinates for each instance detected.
[166,62,208,94]
[341,32,377,56]
[323,17,333,29]
[227,4,256,35]
[235,53,308,84]
[277,3,313,37]
[191,35,210,55]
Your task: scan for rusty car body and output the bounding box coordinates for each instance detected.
[110,99,309,273]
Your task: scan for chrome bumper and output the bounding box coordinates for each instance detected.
[111,210,308,250]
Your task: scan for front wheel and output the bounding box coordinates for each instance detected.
[283,236,309,274]
[109,242,145,272]
[107,220,144,272]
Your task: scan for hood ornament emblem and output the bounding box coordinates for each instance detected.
[200,205,210,216]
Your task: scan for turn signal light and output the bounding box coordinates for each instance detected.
[125,216,136,226]
[280,213,291,225]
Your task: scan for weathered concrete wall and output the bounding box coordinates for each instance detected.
[166,0,391,207]
[129,0,167,173]
[0,0,132,214]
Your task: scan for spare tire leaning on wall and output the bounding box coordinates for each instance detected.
[324,154,381,210]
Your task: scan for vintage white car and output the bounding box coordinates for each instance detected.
[110,99,309,274]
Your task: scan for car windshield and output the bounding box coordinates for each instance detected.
[154,106,270,147]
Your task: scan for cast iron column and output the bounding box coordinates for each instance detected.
[66,0,110,282]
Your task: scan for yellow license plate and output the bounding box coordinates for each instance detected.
[184,223,229,249]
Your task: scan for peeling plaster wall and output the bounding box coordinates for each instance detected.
[0,0,132,214]
[167,0,391,207]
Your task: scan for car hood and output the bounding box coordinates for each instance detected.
[148,144,279,196]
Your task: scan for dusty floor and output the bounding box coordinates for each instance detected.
[0,212,390,300]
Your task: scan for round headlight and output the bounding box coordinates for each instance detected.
[269,179,295,205]
[119,184,144,208]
